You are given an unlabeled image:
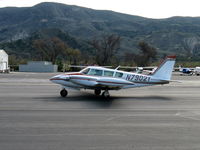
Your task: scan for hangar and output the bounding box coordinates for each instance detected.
[0,50,9,73]
[19,61,58,72]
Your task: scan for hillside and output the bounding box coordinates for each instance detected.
[1,2,200,58]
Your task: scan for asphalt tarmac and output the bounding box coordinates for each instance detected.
[0,72,200,150]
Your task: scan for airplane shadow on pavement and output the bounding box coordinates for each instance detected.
[38,93,173,109]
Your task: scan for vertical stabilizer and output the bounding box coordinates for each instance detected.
[151,56,176,80]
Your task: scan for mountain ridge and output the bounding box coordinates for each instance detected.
[1,2,200,58]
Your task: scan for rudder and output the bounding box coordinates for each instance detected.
[151,56,176,80]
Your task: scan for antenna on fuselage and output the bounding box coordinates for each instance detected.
[115,65,121,70]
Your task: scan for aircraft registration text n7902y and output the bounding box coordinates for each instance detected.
[50,56,176,98]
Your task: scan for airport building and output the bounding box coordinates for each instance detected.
[19,61,58,72]
[0,49,9,73]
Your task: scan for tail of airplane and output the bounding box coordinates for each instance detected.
[151,56,176,80]
[179,65,182,72]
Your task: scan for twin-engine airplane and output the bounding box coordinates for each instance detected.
[50,56,176,98]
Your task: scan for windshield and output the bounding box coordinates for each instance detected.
[80,68,90,74]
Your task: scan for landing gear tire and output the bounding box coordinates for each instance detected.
[102,90,110,98]
[60,89,68,97]
[94,89,101,96]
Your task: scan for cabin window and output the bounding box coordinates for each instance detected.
[81,68,90,74]
[115,72,123,78]
[104,70,114,77]
[88,69,103,76]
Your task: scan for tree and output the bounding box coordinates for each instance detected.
[33,37,68,64]
[134,41,157,66]
[124,52,136,66]
[62,48,81,65]
[89,34,121,65]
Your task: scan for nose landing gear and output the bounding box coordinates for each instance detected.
[60,89,68,97]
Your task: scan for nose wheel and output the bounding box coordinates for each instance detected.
[60,89,68,97]
[102,90,110,98]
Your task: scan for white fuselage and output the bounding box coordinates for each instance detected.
[50,56,176,97]
[50,66,168,90]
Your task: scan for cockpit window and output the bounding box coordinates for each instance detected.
[115,72,123,78]
[81,68,90,74]
[104,70,114,77]
[88,69,103,76]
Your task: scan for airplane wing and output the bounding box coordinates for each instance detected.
[69,75,134,90]
[69,75,99,87]
[95,77,134,89]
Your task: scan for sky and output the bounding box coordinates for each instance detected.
[0,0,200,19]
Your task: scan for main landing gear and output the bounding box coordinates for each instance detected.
[102,90,110,98]
[94,89,110,98]
[60,89,68,97]
[94,89,101,96]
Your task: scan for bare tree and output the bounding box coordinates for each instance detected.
[89,34,121,65]
[124,52,136,66]
[134,41,157,66]
[33,37,68,64]
[62,48,81,65]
